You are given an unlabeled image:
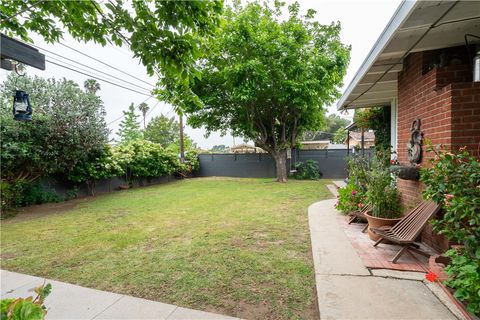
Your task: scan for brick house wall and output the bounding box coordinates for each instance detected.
[396,46,480,251]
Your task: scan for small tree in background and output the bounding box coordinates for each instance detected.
[210,145,229,153]
[84,79,101,95]
[144,114,197,151]
[138,102,150,130]
[185,2,350,182]
[117,103,142,143]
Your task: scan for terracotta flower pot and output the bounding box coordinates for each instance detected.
[364,212,402,241]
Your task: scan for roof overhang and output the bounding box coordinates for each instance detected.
[1,34,45,71]
[337,0,480,110]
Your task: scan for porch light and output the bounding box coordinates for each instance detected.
[12,90,32,121]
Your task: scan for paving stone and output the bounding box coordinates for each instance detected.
[1,270,238,320]
[316,275,456,319]
[1,270,41,295]
[95,295,177,319]
[308,200,370,276]
[371,269,426,281]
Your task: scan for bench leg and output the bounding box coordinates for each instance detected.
[347,215,356,224]
[392,246,409,263]
[373,237,383,247]
[362,223,368,233]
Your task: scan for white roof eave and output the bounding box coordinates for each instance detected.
[337,0,418,110]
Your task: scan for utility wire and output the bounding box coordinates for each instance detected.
[46,59,152,97]
[45,55,150,95]
[59,42,156,87]
[0,0,45,23]
[31,43,152,93]
[107,98,157,126]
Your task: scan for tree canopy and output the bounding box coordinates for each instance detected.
[0,0,223,88]
[184,1,350,181]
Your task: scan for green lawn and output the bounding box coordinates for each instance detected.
[1,177,331,319]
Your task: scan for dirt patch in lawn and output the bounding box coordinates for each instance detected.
[2,197,91,224]
[203,292,319,320]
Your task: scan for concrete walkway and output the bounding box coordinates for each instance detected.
[1,270,239,320]
[309,198,459,320]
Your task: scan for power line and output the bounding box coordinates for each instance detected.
[59,42,156,87]
[108,98,159,126]
[30,43,152,93]
[0,0,45,23]
[145,100,160,117]
[45,55,150,95]
[46,59,152,96]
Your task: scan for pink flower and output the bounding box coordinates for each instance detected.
[445,194,454,200]
[357,202,363,209]
[352,190,357,196]
[425,271,438,283]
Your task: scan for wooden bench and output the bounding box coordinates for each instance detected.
[371,200,440,263]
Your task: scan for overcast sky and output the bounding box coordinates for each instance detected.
[1,0,402,149]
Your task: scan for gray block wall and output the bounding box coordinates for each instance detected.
[198,149,373,179]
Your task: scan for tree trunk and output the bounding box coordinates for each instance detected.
[272,151,288,183]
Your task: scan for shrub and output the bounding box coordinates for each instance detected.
[20,183,63,206]
[113,140,179,185]
[420,145,480,316]
[292,160,322,180]
[0,181,62,214]
[68,145,123,195]
[346,155,371,192]
[1,283,51,320]
[365,152,401,218]
[420,145,480,248]
[444,248,480,316]
[335,181,366,214]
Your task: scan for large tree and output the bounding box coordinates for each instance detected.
[1,1,223,87]
[185,2,350,182]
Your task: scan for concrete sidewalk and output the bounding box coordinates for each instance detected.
[1,270,239,320]
[308,198,459,320]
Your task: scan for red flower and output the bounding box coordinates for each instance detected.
[357,202,363,209]
[390,159,395,165]
[352,190,357,196]
[425,271,438,283]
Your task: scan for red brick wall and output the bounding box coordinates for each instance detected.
[396,47,480,251]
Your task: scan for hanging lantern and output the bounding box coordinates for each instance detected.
[12,90,32,121]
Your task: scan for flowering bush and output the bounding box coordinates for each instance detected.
[113,140,180,185]
[420,145,480,248]
[335,182,366,214]
[420,145,480,316]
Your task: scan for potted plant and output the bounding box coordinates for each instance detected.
[364,152,402,241]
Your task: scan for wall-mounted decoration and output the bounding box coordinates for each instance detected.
[407,118,423,165]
